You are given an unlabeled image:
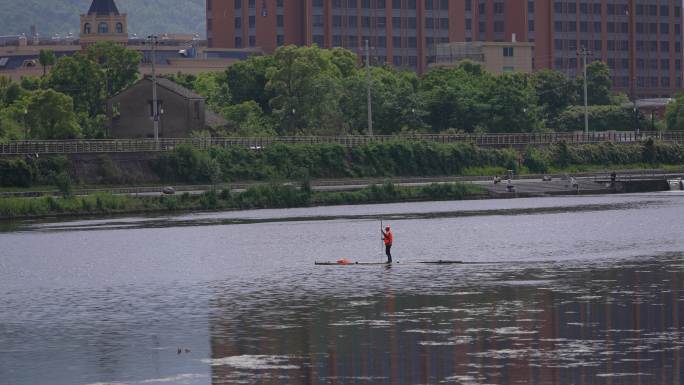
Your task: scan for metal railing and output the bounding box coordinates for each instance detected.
[1,131,682,155]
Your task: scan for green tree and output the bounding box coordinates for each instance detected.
[0,76,25,106]
[220,101,276,136]
[342,67,424,134]
[266,45,346,135]
[420,66,488,132]
[484,73,540,133]
[532,69,577,122]
[86,42,141,96]
[193,72,231,110]
[225,55,275,112]
[666,94,684,131]
[579,61,613,105]
[38,49,56,77]
[556,105,641,131]
[24,89,81,139]
[47,53,106,116]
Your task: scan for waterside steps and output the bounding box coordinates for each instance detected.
[594,177,672,193]
[489,174,676,197]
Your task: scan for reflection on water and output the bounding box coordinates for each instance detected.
[2,192,684,384]
[207,256,684,385]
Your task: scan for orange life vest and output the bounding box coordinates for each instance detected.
[384,230,393,245]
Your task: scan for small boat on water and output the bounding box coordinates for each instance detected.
[314,260,463,266]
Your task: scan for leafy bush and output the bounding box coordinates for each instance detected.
[153,144,220,183]
[0,159,35,187]
[53,172,72,198]
[523,147,550,173]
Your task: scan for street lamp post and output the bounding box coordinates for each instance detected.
[23,108,28,141]
[578,46,592,136]
[146,35,160,143]
[365,39,373,138]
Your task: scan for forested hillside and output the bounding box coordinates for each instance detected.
[0,0,205,37]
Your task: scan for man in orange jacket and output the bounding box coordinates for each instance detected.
[381,225,393,263]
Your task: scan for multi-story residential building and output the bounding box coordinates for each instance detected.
[208,0,459,73]
[207,0,684,97]
[534,0,682,97]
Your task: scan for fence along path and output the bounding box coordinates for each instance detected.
[1,131,683,155]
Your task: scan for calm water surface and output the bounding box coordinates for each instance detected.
[2,192,684,384]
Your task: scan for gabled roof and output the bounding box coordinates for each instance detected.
[88,0,120,16]
[110,77,204,101]
[154,77,203,99]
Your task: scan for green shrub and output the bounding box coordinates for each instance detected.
[0,159,35,187]
[523,147,550,173]
[53,172,72,198]
[199,189,219,209]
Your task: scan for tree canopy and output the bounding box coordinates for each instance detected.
[0,44,647,141]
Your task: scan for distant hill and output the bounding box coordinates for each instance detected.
[0,0,205,38]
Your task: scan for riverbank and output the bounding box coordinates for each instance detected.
[0,182,487,220]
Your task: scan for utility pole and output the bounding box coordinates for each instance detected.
[365,39,373,138]
[578,46,592,135]
[147,35,160,142]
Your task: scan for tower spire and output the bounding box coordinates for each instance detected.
[87,0,120,16]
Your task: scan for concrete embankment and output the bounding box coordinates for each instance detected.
[485,175,673,197]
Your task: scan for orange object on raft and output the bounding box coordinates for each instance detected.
[336,258,351,265]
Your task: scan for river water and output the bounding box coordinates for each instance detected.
[2,192,684,385]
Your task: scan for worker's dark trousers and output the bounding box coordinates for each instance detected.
[385,244,392,263]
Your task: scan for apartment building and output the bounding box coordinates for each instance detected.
[207,0,684,96]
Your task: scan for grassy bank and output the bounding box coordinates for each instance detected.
[2,139,684,190]
[152,139,684,184]
[0,182,485,219]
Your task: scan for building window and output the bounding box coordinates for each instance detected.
[116,23,123,33]
[393,36,402,47]
[235,0,241,8]
[313,35,324,46]
[277,35,284,46]
[98,22,108,34]
[277,0,283,6]
[235,17,242,29]
[235,36,242,47]
[149,100,163,117]
[194,101,200,120]
[249,0,255,8]
[84,23,91,34]
[661,5,669,17]
[249,35,256,46]
[277,15,284,28]
[377,17,386,28]
[503,47,514,57]
[249,16,255,28]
